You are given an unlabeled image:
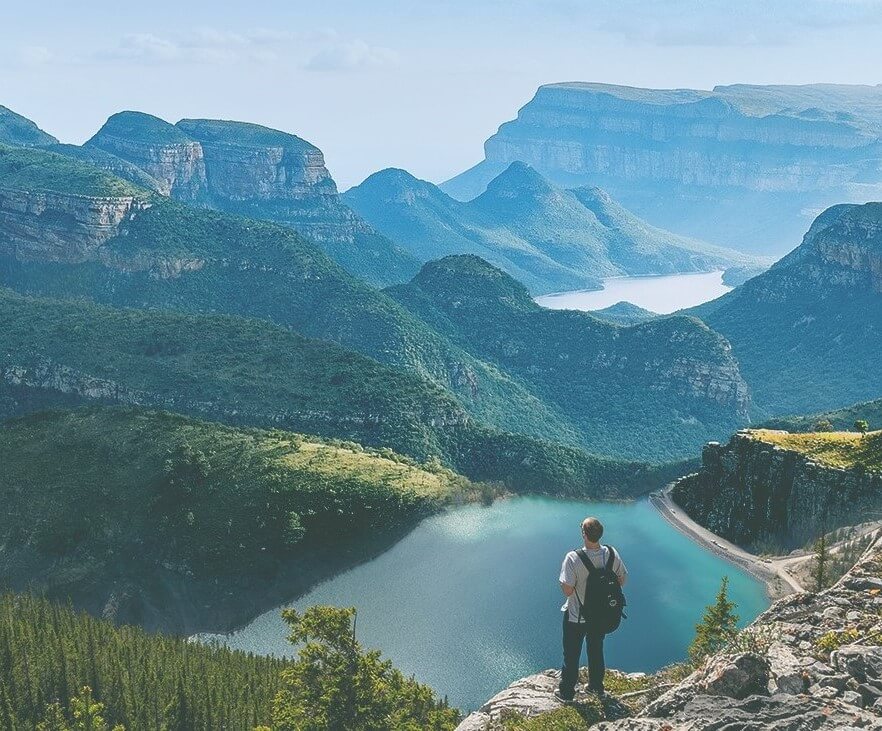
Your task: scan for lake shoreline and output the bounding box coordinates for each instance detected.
[649,484,804,600]
[536,270,732,314]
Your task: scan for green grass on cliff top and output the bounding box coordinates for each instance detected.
[749,429,882,471]
[0,144,143,197]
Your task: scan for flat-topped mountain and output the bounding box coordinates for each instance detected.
[388,255,750,461]
[0,105,57,147]
[82,111,418,286]
[443,82,882,254]
[345,162,750,294]
[689,202,882,416]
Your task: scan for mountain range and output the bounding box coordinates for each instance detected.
[344,162,752,295]
[0,140,752,462]
[443,82,882,255]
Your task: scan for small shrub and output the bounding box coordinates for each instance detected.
[815,628,860,655]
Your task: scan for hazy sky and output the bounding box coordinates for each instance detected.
[3,1,882,188]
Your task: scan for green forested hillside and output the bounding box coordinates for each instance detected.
[0,289,656,501]
[344,163,751,296]
[0,146,576,450]
[0,406,475,630]
[0,144,141,197]
[0,144,753,462]
[0,594,459,730]
[689,203,882,416]
[388,255,750,461]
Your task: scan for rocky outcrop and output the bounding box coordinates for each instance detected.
[443,82,882,253]
[86,112,207,201]
[460,538,882,730]
[0,188,147,262]
[83,112,417,285]
[672,431,882,549]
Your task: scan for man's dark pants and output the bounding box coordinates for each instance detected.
[559,613,605,699]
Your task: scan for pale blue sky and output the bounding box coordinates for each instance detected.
[3,1,882,188]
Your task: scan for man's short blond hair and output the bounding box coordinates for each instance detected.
[581,517,604,542]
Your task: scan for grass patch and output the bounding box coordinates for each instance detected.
[747,429,882,471]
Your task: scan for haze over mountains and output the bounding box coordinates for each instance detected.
[444,82,882,254]
[345,162,752,295]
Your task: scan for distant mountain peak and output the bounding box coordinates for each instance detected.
[481,161,556,199]
[0,105,58,147]
[349,168,442,205]
[89,111,193,145]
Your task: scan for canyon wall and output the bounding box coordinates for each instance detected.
[672,431,882,549]
[0,188,146,262]
[443,83,882,253]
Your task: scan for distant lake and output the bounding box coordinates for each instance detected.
[536,271,732,315]
[202,497,768,712]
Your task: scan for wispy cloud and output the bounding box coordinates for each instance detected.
[81,27,397,72]
[305,39,399,72]
[588,0,882,47]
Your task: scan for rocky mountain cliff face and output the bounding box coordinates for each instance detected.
[346,163,751,295]
[85,111,417,286]
[459,537,882,730]
[672,430,882,549]
[689,202,882,416]
[443,82,882,254]
[0,188,147,262]
[87,112,207,201]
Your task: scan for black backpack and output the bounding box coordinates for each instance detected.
[575,546,627,634]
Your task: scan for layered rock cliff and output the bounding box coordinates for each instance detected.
[0,188,146,262]
[443,82,882,253]
[86,112,207,201]
[85,112,418,285]
[459,536,882,730]
[672,430,882,550]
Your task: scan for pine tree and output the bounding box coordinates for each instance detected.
[688,577,740,665]
[36,702,70,731]
[813,531,831,591]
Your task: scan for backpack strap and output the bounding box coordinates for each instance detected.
[605,545,617,572]
[576,548,599,575]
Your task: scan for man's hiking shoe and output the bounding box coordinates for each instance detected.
[553,688,574,703]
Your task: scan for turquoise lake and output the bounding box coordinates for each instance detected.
[206,497,769,712]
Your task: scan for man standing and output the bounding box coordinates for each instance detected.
[556,516,628,701]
